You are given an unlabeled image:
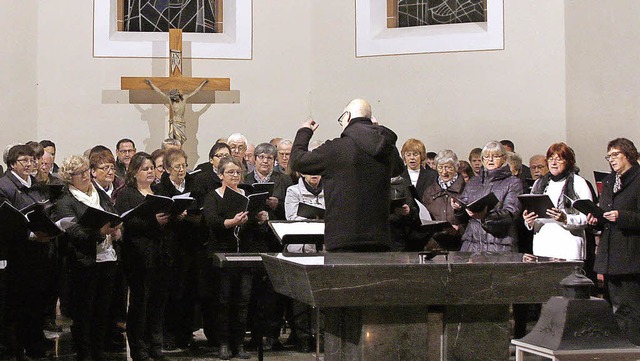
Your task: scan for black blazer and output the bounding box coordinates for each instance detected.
[52,188,117,268]
[401,166,437,201]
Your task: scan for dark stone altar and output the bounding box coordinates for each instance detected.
[261,252,581,361]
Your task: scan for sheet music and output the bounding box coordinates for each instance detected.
[277,253,325,265]
[270,221,325,239]
[415,198,433,225]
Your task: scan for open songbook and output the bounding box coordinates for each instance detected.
[518,194,555,218]
[79,206,123,229]
[238,182,274,196]
[121,193,195,220]
[0,201,64,237]
[221,188,270,216]
[454,192,499,213]
[564,195,605,222]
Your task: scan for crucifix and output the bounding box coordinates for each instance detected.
[121,29,238,144]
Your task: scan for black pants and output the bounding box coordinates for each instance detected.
[607,274,640,345]
[217,268,252,349]
[163,250,198,347]
[70,262,117,359]
[126,267,169,361]
[6,265,49,359]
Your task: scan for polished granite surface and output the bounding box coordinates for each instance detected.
[263,252,582,307]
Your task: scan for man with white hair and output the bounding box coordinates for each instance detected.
[290,98,404,252]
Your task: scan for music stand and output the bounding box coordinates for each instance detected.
[267,220,324,256]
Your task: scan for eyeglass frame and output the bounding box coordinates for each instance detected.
[71,168,91,177]
[605,151,623,161]
[169,163,188,171]
[256,154,275,162]
[15,157,37,167]
[95,165,116,172]
[338,111,351,127]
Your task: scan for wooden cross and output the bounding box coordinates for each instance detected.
[120,29,238,141]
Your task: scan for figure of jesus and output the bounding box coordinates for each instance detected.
[145,79,209,144]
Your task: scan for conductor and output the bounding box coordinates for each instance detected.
[290,99,404,252]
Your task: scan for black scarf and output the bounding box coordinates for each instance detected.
[303,178,322,197]
[532,171,577,210]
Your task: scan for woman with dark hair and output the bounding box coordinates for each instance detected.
[0,145,54,360]
[114,152,171,361]
[150,149,165,184]
[588,137,640,345]
[523,142,593,260]
[52,155,121,361]
[457,160,474,184]
[452,141,523,252]
[203,157,253,360]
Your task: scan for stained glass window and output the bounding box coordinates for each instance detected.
[119,0,222,33]
[389,0,486,28]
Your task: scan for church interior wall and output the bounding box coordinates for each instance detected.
[0,0,38,153]
[3,1,638,184]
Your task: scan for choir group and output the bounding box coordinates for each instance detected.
[0,131,638,361]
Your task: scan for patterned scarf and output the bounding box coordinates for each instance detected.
[613,173,622,193]
[437,174,459,190]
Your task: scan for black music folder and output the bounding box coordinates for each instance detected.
[518,194,555,218]
[79,206,123,228]
[455,192,499,213]
[0,201,63,237]
[296,203,325,219]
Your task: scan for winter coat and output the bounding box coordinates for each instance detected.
[455,164,523,252]
[290,118,405,251]
[594,164,640,275]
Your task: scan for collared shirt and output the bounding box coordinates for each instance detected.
[11,171,31,188]
[172,178,186,193]
[254,171,272,184]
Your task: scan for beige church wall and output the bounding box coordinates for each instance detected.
[35,0,313,166]
[565,0,640,184]
[32,0,568,168]
[308,0,567,164]
[0,0,38,152]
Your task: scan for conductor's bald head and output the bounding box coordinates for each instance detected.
[344,99,372,123]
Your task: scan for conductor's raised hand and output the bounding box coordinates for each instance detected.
[301,118,319,132]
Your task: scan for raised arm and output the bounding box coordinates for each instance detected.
[184,79,209,99]
[145,79,170,100]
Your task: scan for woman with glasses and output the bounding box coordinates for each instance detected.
[202,157,252,360]
[150,149,166,184]
[90,149,121,199]
[589,138,640,345]
[114,152,171,361]
[421,150,466,251]
[522,143,593,261]
[192,142,232,343]
[452,141,523,252]
[152,148,199,350]
[0,145,55,359]
[52,155,121,361]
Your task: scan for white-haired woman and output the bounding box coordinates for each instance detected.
[452,141,523,252]
[421,150,466,250]
[52,155,121,361]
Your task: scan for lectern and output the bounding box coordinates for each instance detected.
[262,252,581,361]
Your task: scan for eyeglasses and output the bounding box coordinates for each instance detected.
[278,152,291,158]
[257,154,275,162]
[436,165,455,172]
[547,156,566,163]
[155,164,164,170]
[224,170,242,176]
[71,168,90,177]
[482,154,503,160]
[337,111,351,127]
[16,158,36,167]
[605,151,623,161]
[213,153,229,159]
[96,165,115,172]
[118,149,136,154]
[170,163,188,171]
[229,145,247,152]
